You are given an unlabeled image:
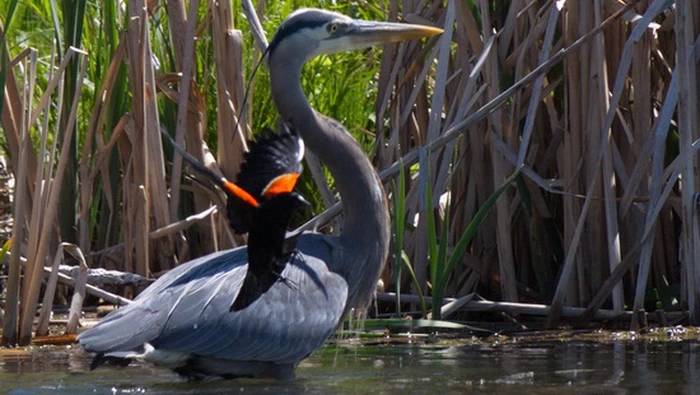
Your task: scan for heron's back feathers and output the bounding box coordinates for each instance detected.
[78,234,346,374]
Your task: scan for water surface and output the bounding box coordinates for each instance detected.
[1,334,699,394]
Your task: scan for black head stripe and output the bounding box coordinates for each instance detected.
[268,9,334,57]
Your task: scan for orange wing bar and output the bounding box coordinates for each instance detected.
[263,173,300,197]
[222,180,260,207]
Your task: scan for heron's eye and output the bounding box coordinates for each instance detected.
[328,23,339,34]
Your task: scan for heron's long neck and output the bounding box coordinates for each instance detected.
[270,58,390,310]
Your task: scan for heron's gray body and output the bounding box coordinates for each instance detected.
[78,8,440,380]
[79,234,346,378]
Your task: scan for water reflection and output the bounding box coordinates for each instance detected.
[1,339,699,394]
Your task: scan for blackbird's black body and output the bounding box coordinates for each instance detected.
[231,192,307,311]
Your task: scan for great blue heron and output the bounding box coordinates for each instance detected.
[78,8,442,379]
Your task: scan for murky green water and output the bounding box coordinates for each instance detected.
[1,336,699,394]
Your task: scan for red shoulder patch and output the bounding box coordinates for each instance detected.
[263,173,300,197]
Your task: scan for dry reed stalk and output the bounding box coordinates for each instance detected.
[35,243,65,336]
[428,3,465,298]
[89,205,219,259]
[211,0,247,248]
[133,184,149,278]
[0,50,35,345]
[610,68,677,327]
[8,251,132,310]
[478,0,517,303]
[89,114,129,182]
[28,47,62,297]
[375,45,403,168]
[619,122,659,218]
[582,1,603,309]
[448,1,489,299]
[23,48,79,306]
[426,293,475,320]
[513,1,564,304]
[403,4,434,299]
[517,1,562,168]
[426,0,454,144]
[243,0,266,130]
[14,48,39,273]
[89,114,132,264]
[561,2,586,308]
[65,244,88,334]
[125,0,164,275]
[0,37,39,194]
[424,0,456,212]
[141,36,174,270]
[119,119,135,275]
[376,292,668,322]
[241,0,268,52]
[87,30,128,257]
[167,0,216,257]
[396,44,439,140]
[17,53,88,345]
[168,0,198,220]
[79,37,127,258]
[413,150,429,295]
[375,0,405,168]
[124,3,147,276]
[376,66,403,171]
[629,0,678,296]
[594,0,624,312]
[547,1,671,327]
[305,152,340,234]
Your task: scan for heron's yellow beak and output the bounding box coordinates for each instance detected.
[349,20,444,47]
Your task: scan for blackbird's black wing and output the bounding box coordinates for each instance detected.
[229,124,304,233]
[236,124,304,201]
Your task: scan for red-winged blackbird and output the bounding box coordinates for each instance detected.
[163,124,307,311]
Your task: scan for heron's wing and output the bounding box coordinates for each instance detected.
[77,248,249,353]
[236,124,304,200]
[156,255,346,363]
[78,234,346,364]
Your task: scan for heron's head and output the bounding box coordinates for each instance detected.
[267,8,442,65]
